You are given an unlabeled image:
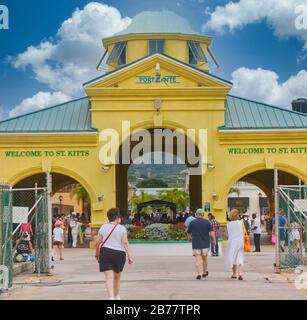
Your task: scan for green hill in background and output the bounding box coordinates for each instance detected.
[128,163,187,187]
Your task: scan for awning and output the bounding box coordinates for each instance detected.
[137,199,177,214]
[228,197,249,213]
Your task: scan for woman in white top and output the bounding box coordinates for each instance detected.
[52,222,64,261]
[95,208,133,300]
[226,209,244,280]
[70,217,80,248]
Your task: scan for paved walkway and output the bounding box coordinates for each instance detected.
[1,244,306,300]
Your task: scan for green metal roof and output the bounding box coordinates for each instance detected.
[114,10,201,36]
[1,93,306,134]
[223,95,307,130]
[0,97,96,133]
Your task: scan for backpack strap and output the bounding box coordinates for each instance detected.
[101,223,118,248]
[95,224,118,259]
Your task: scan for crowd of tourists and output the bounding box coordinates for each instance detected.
[51,212,90,261]
[13,212,90,263]
[12,205,297,302]
[95,207,272,300]
[123,211,203,227]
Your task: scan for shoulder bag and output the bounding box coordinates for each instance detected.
[95,224,118,262]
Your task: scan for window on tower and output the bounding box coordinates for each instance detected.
[148,39,165,55]
[188,41,207,65]
[107,41,127,66]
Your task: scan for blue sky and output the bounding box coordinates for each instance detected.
[0,0,306,119]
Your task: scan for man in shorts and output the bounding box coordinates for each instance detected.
[187,208,216,280]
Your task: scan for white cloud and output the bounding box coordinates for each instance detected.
[9,91,71,118]
[204,1,307,107]
[231,67,307,108]
[11,2,131,96]
[204,0,307,49]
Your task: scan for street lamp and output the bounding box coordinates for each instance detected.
[59,195,63,215]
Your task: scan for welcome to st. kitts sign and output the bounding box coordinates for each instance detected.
[3,150,90,158]
[227,146,307,154]
[136,74,179,84]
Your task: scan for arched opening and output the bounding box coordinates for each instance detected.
[12,172,92,247]
[127,151,189,223]
[226,168,304,233]
[226,168,307,264]
[227,181,271,233]
[115,128,203,216]
[14,172,92,223]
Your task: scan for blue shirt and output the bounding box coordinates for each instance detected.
[187,218,213,249]
[184,216,195,229]
[272,215,286,229]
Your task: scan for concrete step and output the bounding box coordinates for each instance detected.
[13,262,33,276]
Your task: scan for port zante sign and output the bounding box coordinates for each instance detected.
[136,75,179,84]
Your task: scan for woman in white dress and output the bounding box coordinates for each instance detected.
[70,216,80,248]
[226,209,244,280]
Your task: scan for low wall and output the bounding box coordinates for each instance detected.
[13,262,33,276]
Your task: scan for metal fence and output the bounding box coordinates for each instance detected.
[11,187,49,274]
[0,180,52,293]
[278,185,307,269]
[0,184,12,291]
[34,190,49,274]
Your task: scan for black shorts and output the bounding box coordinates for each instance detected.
[99,247,126,273]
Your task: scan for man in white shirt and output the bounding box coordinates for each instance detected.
[252,213,262,252]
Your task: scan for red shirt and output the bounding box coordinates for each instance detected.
[134,220,143,227]
[20,223,32,234]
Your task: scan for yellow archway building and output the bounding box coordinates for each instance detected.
[1,11,307,230]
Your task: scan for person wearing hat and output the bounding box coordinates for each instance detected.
[187,208,216,280]
[14,232,35,262]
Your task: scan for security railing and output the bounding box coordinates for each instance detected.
[11,187,49,274]
[0,182,51,293]
[0,184,12,291]
[278,185,307,269]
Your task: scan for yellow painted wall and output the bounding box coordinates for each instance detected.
[52,192,83,213]
[1,33,307,230]
[127,39,148,62]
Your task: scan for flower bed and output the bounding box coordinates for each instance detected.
[125,223,188,241]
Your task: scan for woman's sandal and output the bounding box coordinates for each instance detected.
[231,275,237,279]
[238,275,243,280]
[202,271,209,278]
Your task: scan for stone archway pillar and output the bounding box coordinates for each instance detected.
[115,164,129,214]
[189,174,202,212]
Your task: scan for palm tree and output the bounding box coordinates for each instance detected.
[70,184,89,215]
[228,187,240,197]
[158,189,190,212]
[129,191,155,213]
